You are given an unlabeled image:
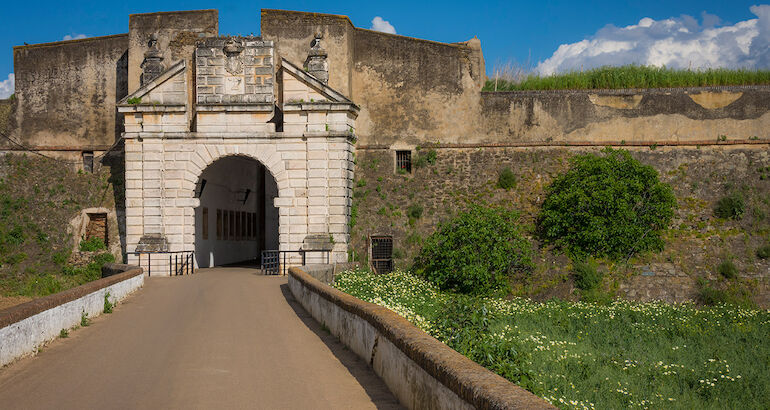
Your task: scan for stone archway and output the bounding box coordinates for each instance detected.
[192,155,280,267]
[179,143,293,268]
[124,136,353,275]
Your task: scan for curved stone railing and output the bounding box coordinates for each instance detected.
[0,265,144,367]
[288,266,553,409]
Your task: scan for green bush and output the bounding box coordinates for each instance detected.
[538,148,676,259]
[756,244,770,259]
[52,249,70,266]
[573,258,602,291]
[414,149,438,168]
[697,279,755,308]
[497,167,517,190]
[714,192,745,220]
[103,292,113,314]
[79,236,106,252]
[718,259,738,279]
[407,204,423,219]
[414,205,533,295]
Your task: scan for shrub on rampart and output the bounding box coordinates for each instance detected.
[538,148,676,260]
[79,236,106,252]
[714,192,745,220]
[413,205,533,296]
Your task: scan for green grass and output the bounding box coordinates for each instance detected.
[0,154,119,298]
[484,65,770,91]
[334,269,770,410]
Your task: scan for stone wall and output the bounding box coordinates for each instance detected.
[477,87,770,146]
[261,9,485,147]
[195,37,274,105]
[288,266,552,409]
[351,145,770,307]
[7,9,770,153]
[261,9,355,98]
[0,266,143,367]
[10,34,129,150]
[127,10,219,95]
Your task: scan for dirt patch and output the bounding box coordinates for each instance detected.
[0,296,32,312]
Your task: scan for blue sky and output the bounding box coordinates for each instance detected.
[1,1,768,97]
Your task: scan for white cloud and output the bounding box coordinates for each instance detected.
[62,33,87,41]
[0,73,14,99]
[536,5,770,75]
[371,16,396,34]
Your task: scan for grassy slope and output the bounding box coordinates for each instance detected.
[335,269,770,410]
[0,154,117,298]
[351,148,770,307]
[484,66,770,91]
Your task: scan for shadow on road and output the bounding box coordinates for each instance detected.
[279,284,404,410]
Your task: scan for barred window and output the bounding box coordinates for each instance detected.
[370,236,393,274]
[82,151,94,173]
[396,151,412,174]
[216,209,222,240]
[202,207,209,240]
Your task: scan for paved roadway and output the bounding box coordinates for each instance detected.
[0,267,402,409]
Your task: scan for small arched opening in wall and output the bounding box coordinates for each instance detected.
[192,155,279,268]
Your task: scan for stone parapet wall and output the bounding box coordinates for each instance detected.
[0,266,144,367]
[127,10,219,95]
[288,266,552,409]
[478,86,770,146]
[10,34,129,149]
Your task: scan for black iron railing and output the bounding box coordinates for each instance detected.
[261,250,331,275]
[128,250,195,277]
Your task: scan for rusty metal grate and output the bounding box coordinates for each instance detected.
[86,213,107,247]
[396,151,411,173]
[370,236,393,274]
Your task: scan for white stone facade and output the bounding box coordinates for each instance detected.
[118,36,357,274]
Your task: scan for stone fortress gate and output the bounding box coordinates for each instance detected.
[119,34,358,272]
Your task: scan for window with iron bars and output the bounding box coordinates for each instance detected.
[370,236,393,274]
[82,151,94,173]
[395,150,412,174]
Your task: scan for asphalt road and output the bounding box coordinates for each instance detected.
[0,267,402,409]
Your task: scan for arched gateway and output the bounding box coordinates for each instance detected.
[119,36,357,274]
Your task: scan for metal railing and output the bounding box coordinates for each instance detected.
[261,250,331,275]
[128,250,195,277]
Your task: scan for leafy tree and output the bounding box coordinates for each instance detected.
[414,205,533,295]
[538,148,676,259]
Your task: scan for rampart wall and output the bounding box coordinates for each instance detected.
[4,9,769,153]
[10,34,129,151]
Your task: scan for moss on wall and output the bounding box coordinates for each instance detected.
[0,154,122,300]
[351,145,770,307]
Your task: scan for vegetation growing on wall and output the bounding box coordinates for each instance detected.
[0,154,119,301]
[351,146,770,306]
[335,269,770,410]
[413,205,533,295]
[484,65,770,91]
[538,148,677,260]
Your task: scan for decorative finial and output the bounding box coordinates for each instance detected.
[306,33,328,84]
[140,33,164,85]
